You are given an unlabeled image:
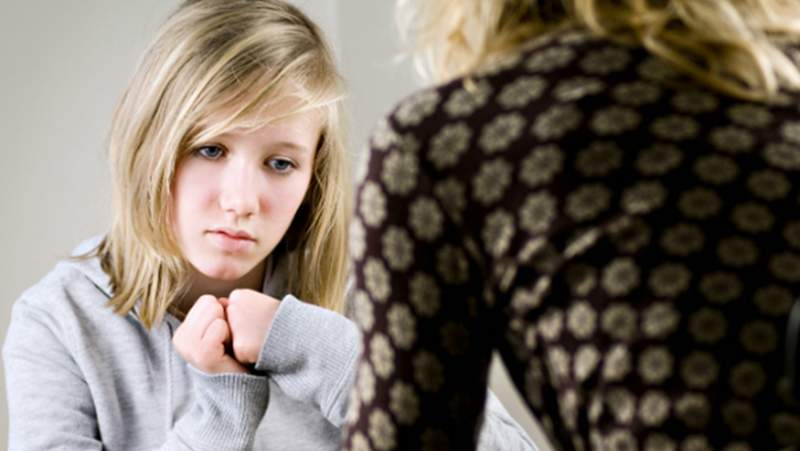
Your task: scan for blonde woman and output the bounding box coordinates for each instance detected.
[3,0,532,450]
[346,0,800,450]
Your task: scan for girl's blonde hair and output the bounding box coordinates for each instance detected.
[397,0,800,100]
[91,0,351,328]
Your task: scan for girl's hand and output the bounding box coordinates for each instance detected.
[222,289,281,365]
[173,294,249,374]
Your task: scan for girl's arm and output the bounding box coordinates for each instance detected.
[5,293,268,451]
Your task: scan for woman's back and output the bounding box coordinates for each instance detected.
[348,25,800,450]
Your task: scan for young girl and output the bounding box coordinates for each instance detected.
[3,0,534,450]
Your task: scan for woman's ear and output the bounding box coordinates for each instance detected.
[284,203,311,252]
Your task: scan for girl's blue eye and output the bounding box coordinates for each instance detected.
[197,146,223,159]
[270,159,294,172]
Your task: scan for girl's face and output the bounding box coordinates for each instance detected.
[170,99,319,286]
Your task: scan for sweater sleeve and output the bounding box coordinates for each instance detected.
[254,294,359,427]
[4,294,269,451]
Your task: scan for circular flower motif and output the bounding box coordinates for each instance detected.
[739,320,778,355]
[358,361,376,404]
[350,218,367,261]
[602,429,637,451]
[575,141,623,177]
[363,258,391,302]
[350,432,370,451]
[716,236,759,267]
[638,346,674,384]
[770,412,800,445]
[648,262,692,298]
[519,144,565,187]
[388,304,417,350]
[612,80,662,106]
[722,401,758,436]
[389,381,419,426]
[606,387,636,424]
[728,360,767,398]
[565,183,613,221]
[408,196,444,242]
[359,181,387,228]
[526,45,576,72]
[650,115,700,141]
[642,302,681,339]
[621,181,667,214]
[764,142,800,170]
[394,89,441,127]
[573,344,600,382]
[427,122,472,169]
[603,344,632,382]
[370,333,395,379]
[368,408,397,451]
[671,90,719,114]
[781,121,800,144]
[680,351,719,389]
[472,158,513,206]
[538,308,564,342]
[444,80,493,118]
[497,76,548,108]
[727,104,773,128]
[409,272,441,317]
[769,252,800,282]
[698,271,742,304]
[382,226,414,271]
[637,56,679,81]
[681,435,713,451]
[674,393,711,429]
[354,290,374,331]
[580,46,632,74]
[639,390,671,427]
[565,263,598,296]
[370,117,397,151]
[413,350,445,392]
[689,307,727,344]
[433,177,466,222]
[591,106,641,135]
[519,191,558,234]
[643,433,676,451]
[608,217,652,254]
[693,154,740,185]
[753,284,793,316]
[783,220,800,249]
[635,143,684,176]
[531,104,583,141]
[660,223,705,256]
[709,126,755,153]
[567,301,597,339]
[381,149,418,196]
[678,187,724,220]
[731,202,775,234]
[479,113,527,153]
[553,76,604,102]
[547,346,571,380]
[601,257,641,297]
[601,303,637,340]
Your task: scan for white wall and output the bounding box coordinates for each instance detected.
[0,1,551,449]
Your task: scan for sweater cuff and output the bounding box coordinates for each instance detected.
[255,294,359,426]
[173,367,270,451]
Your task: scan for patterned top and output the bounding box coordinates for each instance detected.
[344,27,800,451]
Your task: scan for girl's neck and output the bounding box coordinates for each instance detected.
[175,259,266,317]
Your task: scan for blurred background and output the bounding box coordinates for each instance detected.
[0,0,551,448]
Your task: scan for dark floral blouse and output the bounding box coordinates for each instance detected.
[344,26,800,451]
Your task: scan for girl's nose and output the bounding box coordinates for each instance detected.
[218,161,260,218]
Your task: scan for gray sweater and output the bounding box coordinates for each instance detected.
[3,237,536,450]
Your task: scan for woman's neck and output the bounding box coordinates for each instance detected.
[174,259,266,317]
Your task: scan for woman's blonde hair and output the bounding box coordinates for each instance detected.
[90,0,351,328]
[397,0,800,100]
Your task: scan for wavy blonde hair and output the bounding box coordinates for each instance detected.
[397,0,800,100]
[88,0,351,328]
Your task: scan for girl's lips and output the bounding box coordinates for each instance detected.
[208,230,254,253]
